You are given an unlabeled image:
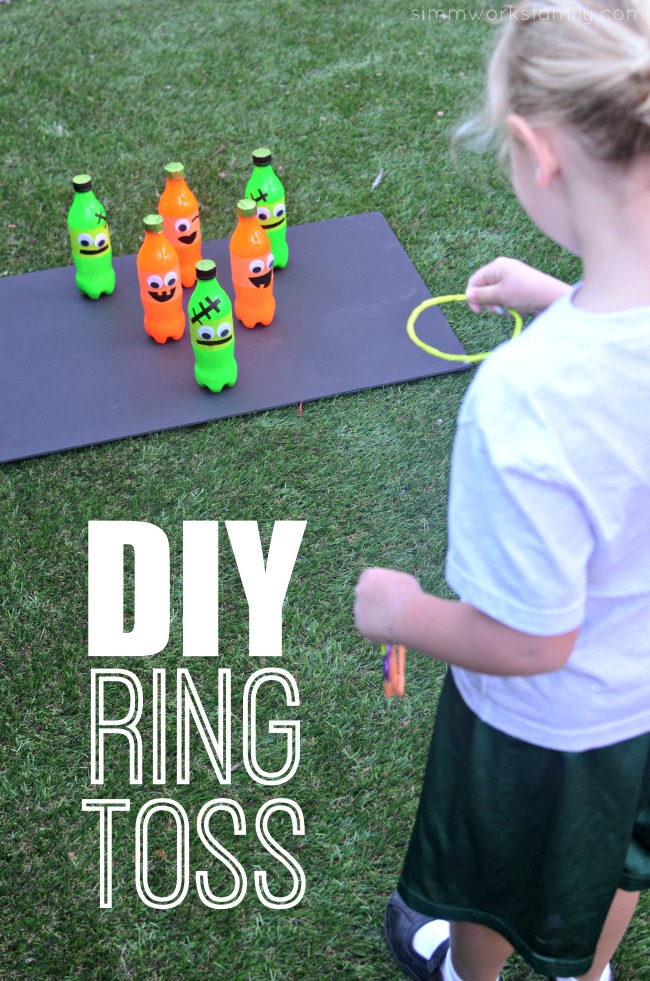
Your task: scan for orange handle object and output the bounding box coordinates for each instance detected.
[382,643,406,698]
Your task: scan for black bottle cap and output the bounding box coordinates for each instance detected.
[72,174,93,192]
[252,147,272,167]
[196,259,217,281]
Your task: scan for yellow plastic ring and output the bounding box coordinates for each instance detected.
[407,293,524,364]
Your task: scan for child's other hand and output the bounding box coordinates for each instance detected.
[354,568,423,644]
[465,257,571,315]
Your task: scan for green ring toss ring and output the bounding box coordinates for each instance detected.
[406,293,524,364]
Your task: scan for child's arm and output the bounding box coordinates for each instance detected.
[355,567,579,676]
[465,257,572,315]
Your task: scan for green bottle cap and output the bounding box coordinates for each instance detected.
[196,259,217,281]
[252,148,272,167]
[237,198,257,218]
[72,174,93,192]
[143,214,164,234]
[165,162,185,180]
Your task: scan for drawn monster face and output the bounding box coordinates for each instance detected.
[193,319,233,347]
[231,252,275,290]
[255,200,286,232]
[188,292,231,345]
[70,203,111,258]
[145,269,179,302]
[162,212,200,249]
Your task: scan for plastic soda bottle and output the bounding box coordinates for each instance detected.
[158,162,202,288]
[244,148,288,269]
[188,259,237,392]
[67,174,116,299]
[136,214,185,343]
[229,198,275,329]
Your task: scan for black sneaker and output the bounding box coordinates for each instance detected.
[384,890,450,981]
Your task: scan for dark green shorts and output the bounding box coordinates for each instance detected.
[398,671,650,977]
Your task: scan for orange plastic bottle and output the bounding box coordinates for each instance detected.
[136,214,185,343]
[158,162,202,288]
[229,198,275,328]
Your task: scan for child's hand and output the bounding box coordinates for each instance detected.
[465,257,571,315]
[354,568,423,644]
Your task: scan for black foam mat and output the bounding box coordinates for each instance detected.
[0,211,467,463]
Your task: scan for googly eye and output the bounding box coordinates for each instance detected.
[147,275,163,289]
[273,204,286,218]
[164,271,177,287]
[266,254,275,270]
[175,218,191,233]
[216,323,231,339]
[249,259,265,274]
[199,325,215,340]
[257,207,270,221]
[78,233,93,247]
[94,232,108,248]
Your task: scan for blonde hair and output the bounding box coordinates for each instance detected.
[472,0,650,163]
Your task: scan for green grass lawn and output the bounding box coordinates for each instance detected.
[1,0,648,978]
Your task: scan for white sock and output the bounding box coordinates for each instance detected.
[557,966,611,981]
[412,919,450,958]
[442,948,500,981]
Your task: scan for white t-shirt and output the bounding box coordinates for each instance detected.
[446,288,650,751]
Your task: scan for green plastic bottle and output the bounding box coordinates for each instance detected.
[244,148,288,269]
[67,174,116,299]
[188,259,237,392]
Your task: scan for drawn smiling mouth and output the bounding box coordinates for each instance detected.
[148,288,176,302]
[249,270,272,289]
[80,244,109,255]
[196,336,231,346]
[179,231,198,245]
[262,217,286,230]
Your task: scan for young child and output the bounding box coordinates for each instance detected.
[354,2,650,980]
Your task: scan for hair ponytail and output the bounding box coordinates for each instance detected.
[465,0,650,164]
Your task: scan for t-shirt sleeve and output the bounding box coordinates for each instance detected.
[445,385,594,636]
